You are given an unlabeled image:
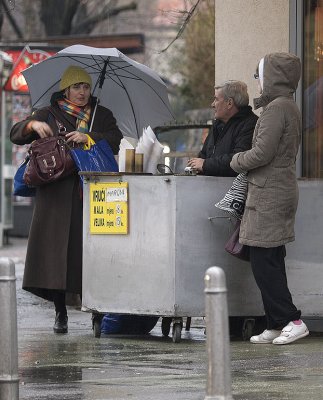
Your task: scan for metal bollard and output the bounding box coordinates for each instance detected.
[0,258,19,400]
[204,266,233,400]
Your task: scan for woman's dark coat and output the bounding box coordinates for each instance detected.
[10,98,123,300]
[199,106,258,176]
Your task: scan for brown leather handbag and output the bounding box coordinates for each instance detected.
[224,220,250,261]
[24,135,76,187]
[23,108,77,187]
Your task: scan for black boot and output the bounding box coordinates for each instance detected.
[53,312,68,334]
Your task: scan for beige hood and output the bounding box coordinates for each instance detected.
[253,52,301,110]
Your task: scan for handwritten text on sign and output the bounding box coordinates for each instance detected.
[90,182,128,234]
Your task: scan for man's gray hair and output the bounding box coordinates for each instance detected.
[214,80,249,108]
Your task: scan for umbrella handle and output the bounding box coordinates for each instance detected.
[89,97,99,133]
[89,60,107,132]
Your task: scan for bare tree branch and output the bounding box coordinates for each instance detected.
[71,1,137,34]
[40,0,79,36]
[158,0,202,53]
[0,4,4,39]
[0,0,23,38]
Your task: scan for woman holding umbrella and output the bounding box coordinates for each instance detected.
[10,65,123,334]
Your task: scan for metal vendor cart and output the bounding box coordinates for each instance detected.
[81,172,264,342]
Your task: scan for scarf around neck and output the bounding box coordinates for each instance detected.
[58,99,91,133]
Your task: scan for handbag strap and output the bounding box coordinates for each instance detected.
[47,106,80,133]
[46,107,77,149]
[46,108,67,135]
[55,119,66,134]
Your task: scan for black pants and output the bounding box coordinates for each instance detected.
[249,245,301,330]
[52,290,67,316]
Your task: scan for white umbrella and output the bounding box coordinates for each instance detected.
[22,45,174,139]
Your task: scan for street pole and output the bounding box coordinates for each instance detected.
[204,266,233,400]
[0,258,19,399]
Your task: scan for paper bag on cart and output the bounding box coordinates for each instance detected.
[119,127,164,173]
[118,138,136,172]
[136,127,154,171]
[139,126,164,174]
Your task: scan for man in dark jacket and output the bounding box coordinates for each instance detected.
[187,80,258,176]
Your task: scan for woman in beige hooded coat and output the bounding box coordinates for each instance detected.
[230,53,309,345]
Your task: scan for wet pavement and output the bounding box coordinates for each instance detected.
[1,237,323,400]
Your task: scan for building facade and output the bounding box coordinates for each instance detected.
[214,0,322,179]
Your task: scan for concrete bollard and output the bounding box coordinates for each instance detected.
[0,258,19,400]
[204,266,233,400]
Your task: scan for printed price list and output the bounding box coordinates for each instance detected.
[90,182,128,234]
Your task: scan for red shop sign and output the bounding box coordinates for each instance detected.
[4,47,56,92]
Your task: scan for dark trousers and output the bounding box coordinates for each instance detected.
[52,290,67,316]
[249,245,301,330]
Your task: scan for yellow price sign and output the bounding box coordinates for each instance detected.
[89,182,128,234]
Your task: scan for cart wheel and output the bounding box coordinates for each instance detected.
[172,322,182,343]
[242,318,255,341]
[92,314,102,338]
[93,318,101,338]
[161,317,172,337]
[185,317,192,331]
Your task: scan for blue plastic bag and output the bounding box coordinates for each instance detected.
[101,314,159,335]
[13,158,36,197]
[70,139,118,182]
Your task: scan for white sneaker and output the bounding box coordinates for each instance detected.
[250,329,281,344]
[272,321,309,345]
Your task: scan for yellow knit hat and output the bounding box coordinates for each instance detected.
[59,66,92,91]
